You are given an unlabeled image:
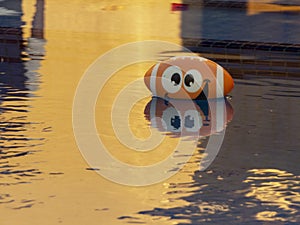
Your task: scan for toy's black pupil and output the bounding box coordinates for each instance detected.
[171,73,181,86]
[171,116,181,130]
[184,74,194,87]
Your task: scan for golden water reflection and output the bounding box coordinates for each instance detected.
[1,0,197,224]
[245,169,300,222]
[95,63,179,167]
[1,0,300,224]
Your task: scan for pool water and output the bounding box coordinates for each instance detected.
[1,0,300,224]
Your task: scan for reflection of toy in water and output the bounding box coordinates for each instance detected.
[144,56,234,100]
[144,97,234,137]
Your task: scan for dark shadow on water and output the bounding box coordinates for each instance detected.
[0,0,47,199]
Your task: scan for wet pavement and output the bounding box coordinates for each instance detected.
[0,0,300,225]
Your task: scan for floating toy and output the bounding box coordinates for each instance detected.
[144,97,234,138]
[144,56,234,100]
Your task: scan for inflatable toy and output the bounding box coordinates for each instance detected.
[144,56,234,100]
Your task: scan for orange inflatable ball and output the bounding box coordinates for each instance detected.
[144,56,234,100]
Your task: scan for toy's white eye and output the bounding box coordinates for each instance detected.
[161,66,182,93]
[183,69,203,93]
[161,107,181,132]
[184,110,202,132]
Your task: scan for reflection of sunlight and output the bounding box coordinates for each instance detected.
[95,64,180,166]
[117,151,208,225]
[247,0,300,15]
[256,211,285,222]
[197,201,229,215]
[244,169,300,222]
